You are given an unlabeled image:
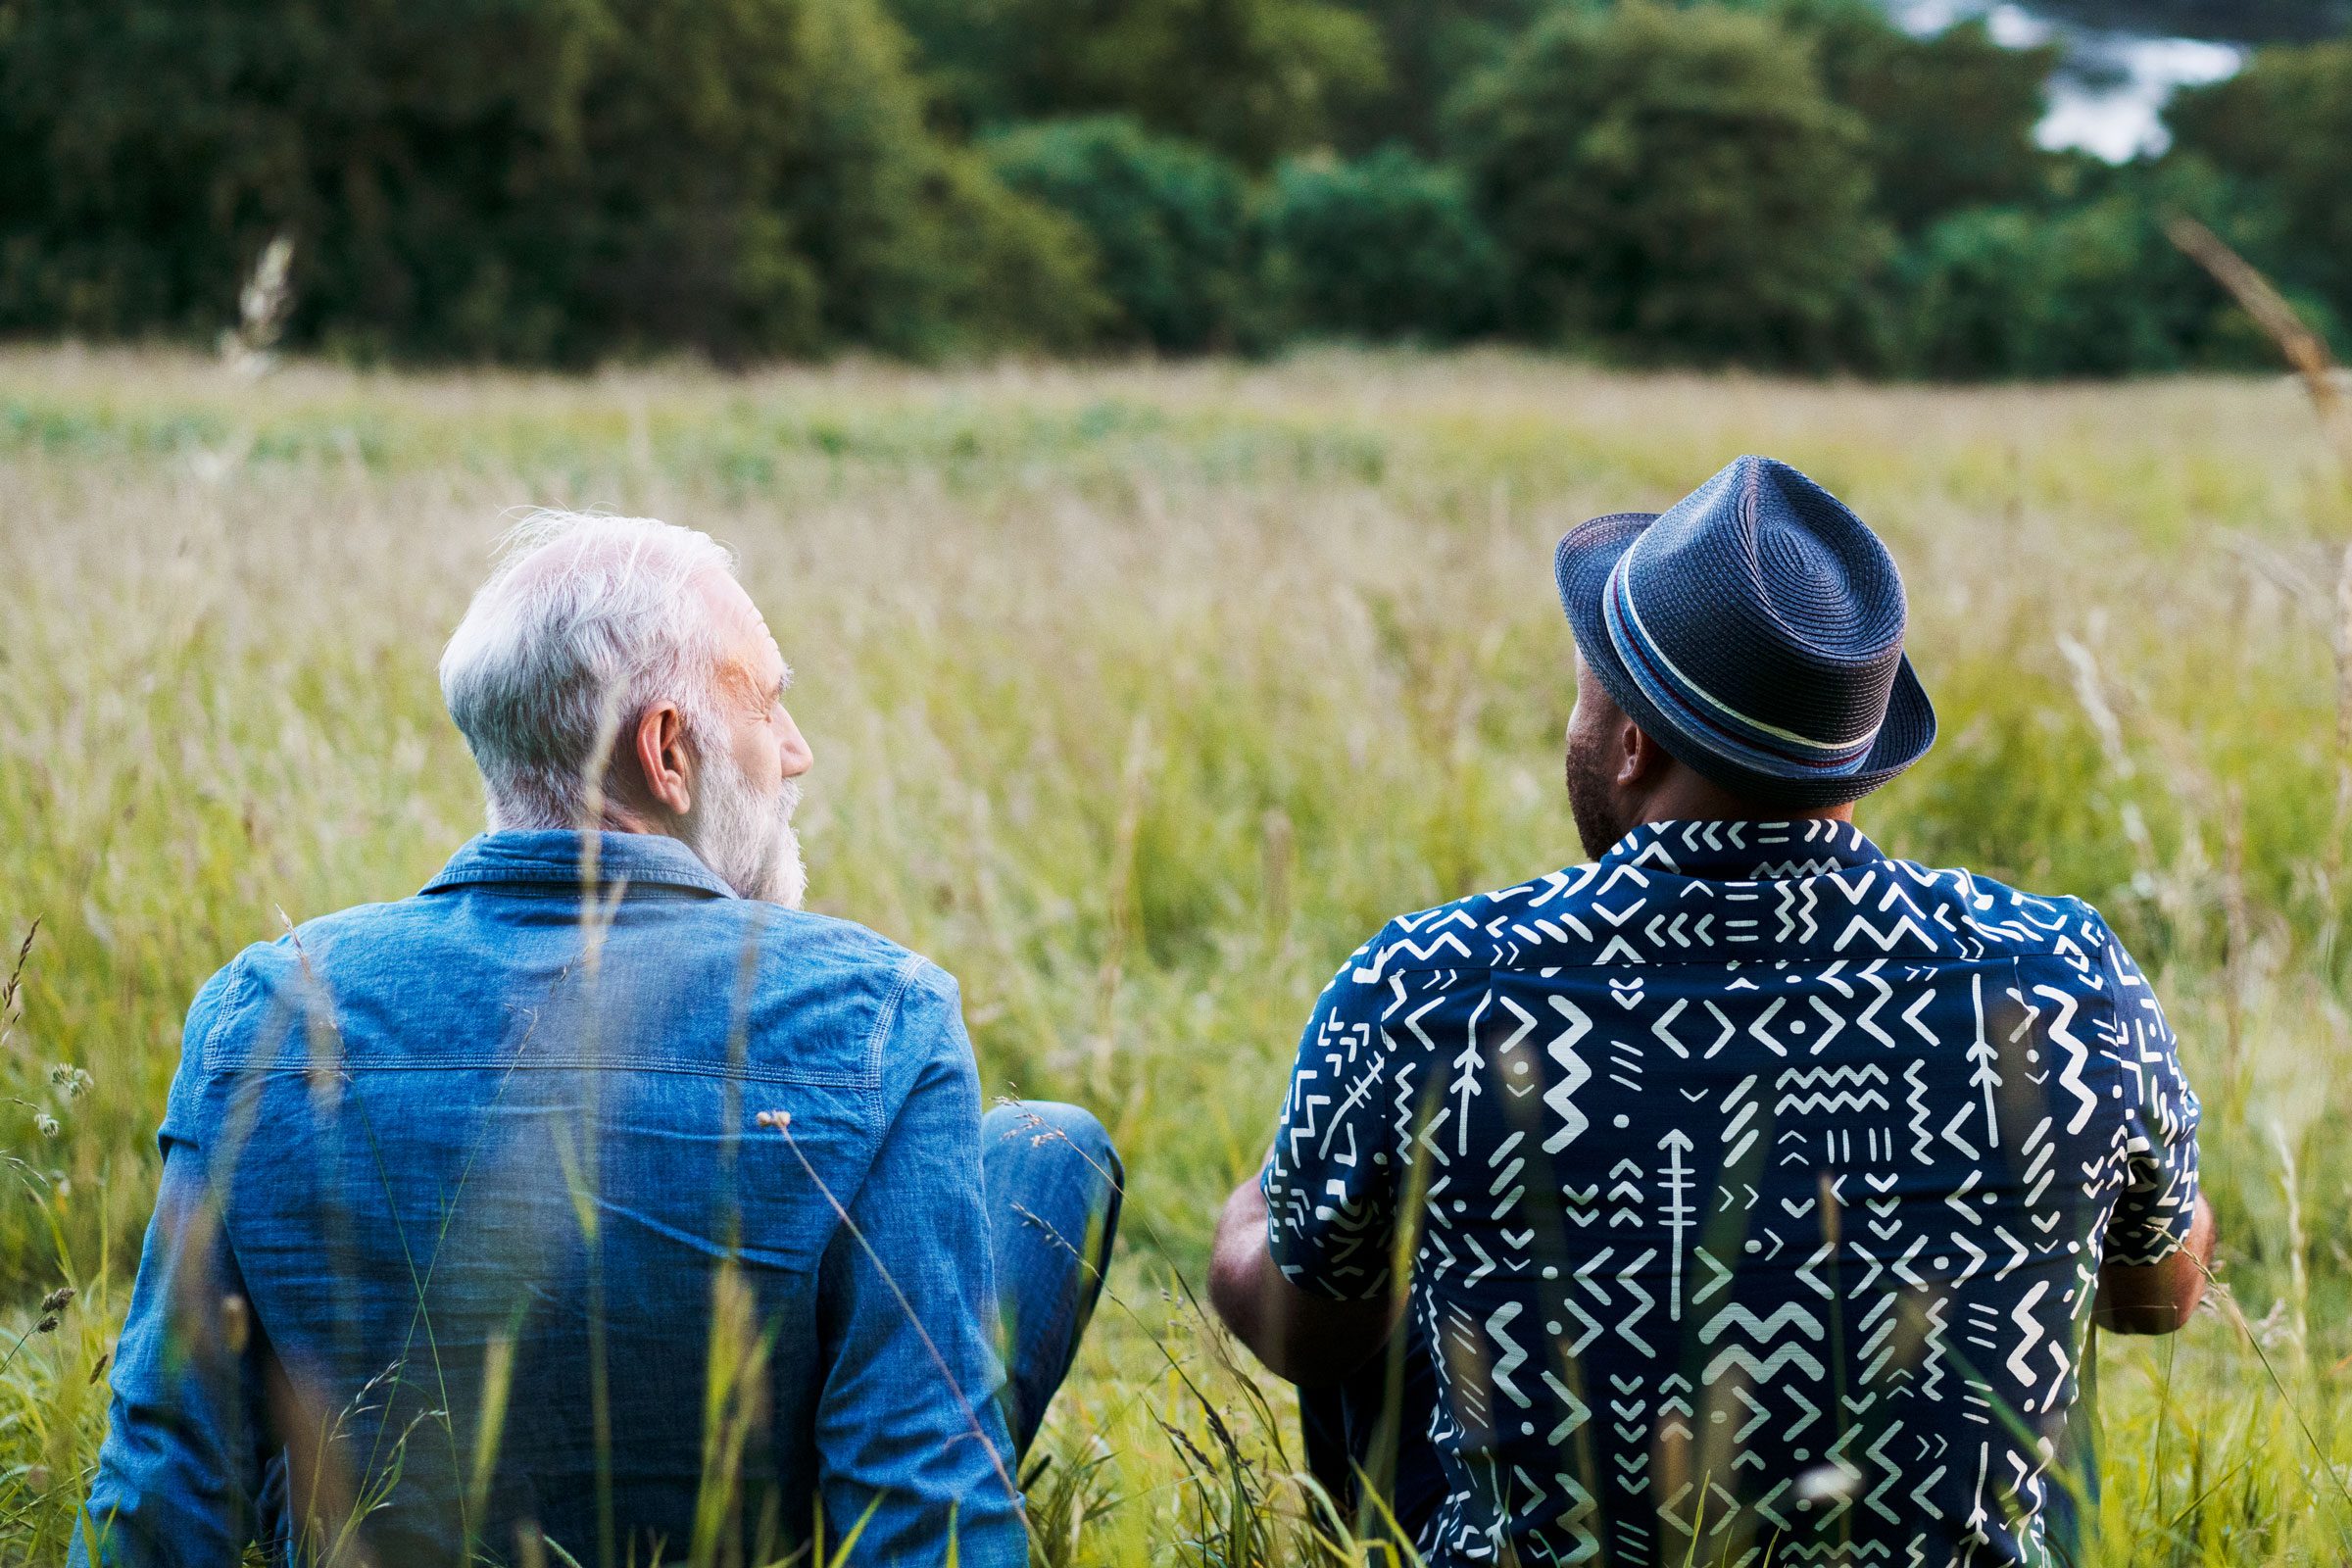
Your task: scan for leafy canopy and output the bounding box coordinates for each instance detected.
[894,0,1385,168]
[0,0,1102,362]
[1452,0,1886,367]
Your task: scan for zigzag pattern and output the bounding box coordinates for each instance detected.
[1261,819,2201,1567]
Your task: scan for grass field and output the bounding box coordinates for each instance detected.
[6,345,2352,1563]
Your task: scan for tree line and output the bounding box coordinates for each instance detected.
[0,0,2342,376]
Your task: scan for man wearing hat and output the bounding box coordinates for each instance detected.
[1208,457,2214,1566]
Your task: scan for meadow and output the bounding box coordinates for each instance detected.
[4,344,2352,1563]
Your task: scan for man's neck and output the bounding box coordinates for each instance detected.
[1636,769,1855,831]
[595,797,683,839]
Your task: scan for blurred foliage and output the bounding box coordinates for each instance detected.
[1321,0,1545,153]
[2169,40,2352,357]
[0,0,1102,364]
[0,0,2348,375]
[1257,146,1505,343]
[893,0,1385,167]
[1451,1,1885,367]
[987,117,1250,353]
[1888,161,2325,379]
[1786,0,2059,234]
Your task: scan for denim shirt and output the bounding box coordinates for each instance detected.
[77,831,1024,1568]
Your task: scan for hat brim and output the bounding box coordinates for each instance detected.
[1553,512,1936,810]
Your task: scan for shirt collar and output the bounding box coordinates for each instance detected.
[421,830,737,899]
[1598,819,1887,882]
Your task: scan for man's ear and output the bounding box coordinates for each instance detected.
[1619,716,1675,791]
[630,703,694,817]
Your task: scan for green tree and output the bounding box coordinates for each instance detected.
[1321,0,1545,153]
[0,0,1102,362]
[1451,1,1885,366]
[1892,163,2312,379]
[893,0,1384,169]
[2168,38,2352,353]
[1257,145,1503,342]
[1783,0,2057,234]
[987,116,1250,352]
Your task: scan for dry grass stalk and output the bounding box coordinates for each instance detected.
[2224,784,2249,1077]
[2166,215,2352,479]
[2170,216,2352,897]
[217,233,296,380]
[2332,544,2352,894]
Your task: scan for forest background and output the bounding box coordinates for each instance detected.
[4,0,2350,377]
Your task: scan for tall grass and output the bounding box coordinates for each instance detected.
[3,345,2351,1561]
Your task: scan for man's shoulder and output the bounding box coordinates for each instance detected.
[194,893,956,1066]
[1350,857,1726,980]
[1880,858,2117,957]
[1338,868,1598,987]
[740,908,961,1029]
[702,902,934,980]
[197,899,422,1007]
[278,885,936,972]
[694,904,954,1005]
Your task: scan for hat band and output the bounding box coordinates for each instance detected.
[1603,558,1883,778]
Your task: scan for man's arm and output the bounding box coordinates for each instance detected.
[1212,927,1412,1387]
[808,965,1026,1568]
[74,1138,271,1567]
[2094,1192,2217,1335]
[2090,919,2210,1337]
[1208,1165,1401,1387]
[76,962,271,1568]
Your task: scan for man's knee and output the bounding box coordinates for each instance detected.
[985,1102,1125,1238]
[985,1100,1122,1186]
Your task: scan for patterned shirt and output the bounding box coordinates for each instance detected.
[1264,821,2200,1568]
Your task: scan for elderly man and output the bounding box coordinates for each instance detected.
[1210,457,2214,1566]
[78,514,1119,1566]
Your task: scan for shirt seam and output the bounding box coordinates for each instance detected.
[223,1057,874,1088]
[172,957,257,1150]
[419,880,726,902]
[198,956,256,1077]
[858,956,925,1120]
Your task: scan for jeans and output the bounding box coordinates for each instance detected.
[981,1102,1123,1460]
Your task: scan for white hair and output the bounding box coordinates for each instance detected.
[440,511,739,832]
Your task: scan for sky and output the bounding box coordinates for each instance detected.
[1882,0,2245,161]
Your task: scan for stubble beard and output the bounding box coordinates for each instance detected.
[1565,726,1631,863]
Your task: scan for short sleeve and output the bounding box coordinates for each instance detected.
[2097,924,2202,1266]
[1262,927,1399,1302]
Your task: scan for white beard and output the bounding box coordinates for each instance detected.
[687,751,807,908]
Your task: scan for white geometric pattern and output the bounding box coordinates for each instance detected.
[1267,821,2200,1568]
